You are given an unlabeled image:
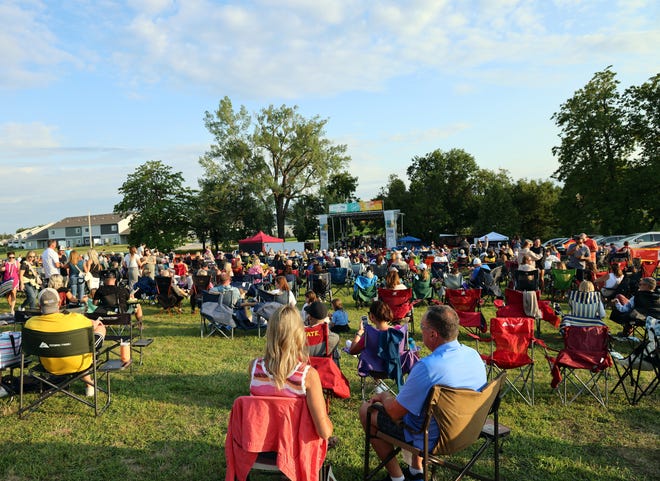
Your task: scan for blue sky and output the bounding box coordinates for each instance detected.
[1,0,658,235]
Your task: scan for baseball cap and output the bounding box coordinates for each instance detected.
[304,301,328,320]
[39,288,60,314]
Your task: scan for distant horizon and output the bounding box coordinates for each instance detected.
[1,1,657,234]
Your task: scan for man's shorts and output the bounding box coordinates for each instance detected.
[372,403,405,441]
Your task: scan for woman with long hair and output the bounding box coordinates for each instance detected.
[385,269,406,290]
[19,250,41,310]
[269,275,297,306]
[348,300,394,355]
[1,251,20,314]
[249,306,333,439]
[67,250,86,303]
[123,246,143,291]
[85,248,102,298]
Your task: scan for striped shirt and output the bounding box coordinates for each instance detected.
[250,358,309,398]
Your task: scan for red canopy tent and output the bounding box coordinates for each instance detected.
[238,231,284,254]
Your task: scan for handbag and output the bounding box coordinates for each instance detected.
[0,331,21,369]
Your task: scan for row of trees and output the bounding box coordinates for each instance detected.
[114,68,658,250]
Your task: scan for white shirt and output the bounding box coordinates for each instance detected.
[41,247,60,278]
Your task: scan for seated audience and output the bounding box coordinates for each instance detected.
[48,273,83,307]
[25,288,106,397]
[329,298,350,333]
[612,277,660,336]
[385,269,407,290]
[359,305,486,481]
[348,300,394,355]
[249,305,333,438]
[93,271,144,325]
[304,301,340,359]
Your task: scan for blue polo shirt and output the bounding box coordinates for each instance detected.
[396,340,486,449]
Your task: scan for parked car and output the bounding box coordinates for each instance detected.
[598,235,628,246]
[542,237,568,248]
[613,232,660,249]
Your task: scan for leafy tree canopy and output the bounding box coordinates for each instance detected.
[114,160,193,250]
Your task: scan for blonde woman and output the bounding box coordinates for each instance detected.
[85,249,102,297]
[123,246,143,290]
[67,250,86,303]
[249,305,333,440]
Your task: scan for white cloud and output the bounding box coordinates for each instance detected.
[0,122,59,148]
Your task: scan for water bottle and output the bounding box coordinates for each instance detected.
[408,337,416,351]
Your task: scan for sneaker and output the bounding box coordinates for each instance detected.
[402,467,424,480]
[85,385,95,397]
[0,386,9,398]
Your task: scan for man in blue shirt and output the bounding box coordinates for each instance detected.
[359,305,486,481]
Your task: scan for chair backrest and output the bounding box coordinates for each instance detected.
[412,277,433,300]
[489,317,534,368]
[372,264,389,280]
[377,288,413,321]
[445,288,482,312]
[21,326,93,359]
[357,325,406,378]
[640,260,659,278]
[256,288,289,305]
[354,275,377,290]
[328,267,348,284]
[310,272,332,296]
[427,372,506,455]
[558,325,612,371]
[192,275,211,294]
[551,269,576,289]
[443,272,464,290]
[225,395,326,481]
[155,275,173,294]
[567,290,603,319]
[515,269,539,291]
[305,323,330,357]
[431,262,448,280]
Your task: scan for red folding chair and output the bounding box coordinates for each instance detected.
[546,325,612,407]
[640,260,659,278]
[497,288,560,335]
[445,288,486,343]
[377,288,415,334]
[476,317,548,406]
[305,323,349,412]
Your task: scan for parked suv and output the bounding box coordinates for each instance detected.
[613,232,660,249]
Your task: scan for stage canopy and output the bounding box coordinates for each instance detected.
[238,231,284,253]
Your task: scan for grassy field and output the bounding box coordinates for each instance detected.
[0,289,658,481]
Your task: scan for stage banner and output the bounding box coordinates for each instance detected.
[318,215,329,251]
[329,200,383,214]
[384,210,397,249]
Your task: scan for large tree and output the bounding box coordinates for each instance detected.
[114,160,193,249]
[406,148,481,238]
[552,67,638,233]
[200,97,350,238]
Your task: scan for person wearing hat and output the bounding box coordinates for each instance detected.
[24,288,106,396]
[304,301,339,358]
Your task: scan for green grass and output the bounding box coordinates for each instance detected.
[1,291,658,481]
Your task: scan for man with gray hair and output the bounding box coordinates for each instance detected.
[359,305,486,481]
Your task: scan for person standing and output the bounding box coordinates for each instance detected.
[123,246,143,291]
[41,239,61,284]
[19,251,41,310]
[1,251,20,314]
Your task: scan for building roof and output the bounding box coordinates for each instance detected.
[50,213,127,229]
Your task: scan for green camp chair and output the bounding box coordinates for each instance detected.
[550,269,576,301]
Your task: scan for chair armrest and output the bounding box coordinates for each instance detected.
[467,332,489,342]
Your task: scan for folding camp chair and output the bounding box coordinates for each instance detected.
[640,260,659,278]
[18,326,122,417]
[353,275,378,308]
[514,269,540,291]
[546,325,612,407]
[559,290,606,332]
[445,288,486,342]
[412,277,440,306]
[357,324,418,400]
[155,275,183,314]
[550,268,577,301]
[87,311,153,370]
[189,274,211,314]
[364,372,510,481]
[308,272,333,301]
[378,287,415,334]
[477,317,547,406]
[610,316,659,405]
[328,267,350,297]
[496,288,561,336]
[225,395,328,481]
[305,323,350,412]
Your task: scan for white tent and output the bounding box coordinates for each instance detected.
[475,231,509,243]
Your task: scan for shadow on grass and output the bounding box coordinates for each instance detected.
[0,440,224,481]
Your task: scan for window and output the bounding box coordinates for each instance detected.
[111,225,117,232]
